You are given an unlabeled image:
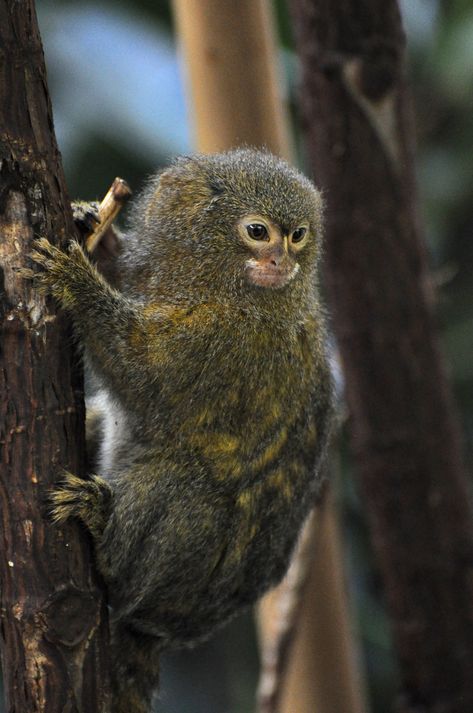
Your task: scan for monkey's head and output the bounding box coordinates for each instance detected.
[125,149,324,308]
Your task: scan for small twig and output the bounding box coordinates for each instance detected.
[256,509,320,713]
[85,177,132,254]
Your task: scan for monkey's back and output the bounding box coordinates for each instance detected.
[94,301,332,647]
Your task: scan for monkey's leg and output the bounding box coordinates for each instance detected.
[110,622,161,713]
[49,472,112,541]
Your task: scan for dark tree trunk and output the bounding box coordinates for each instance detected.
[289,1,473,712]
[0,1,110,711]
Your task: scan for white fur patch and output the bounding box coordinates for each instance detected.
[245,259,300,286]
[87,389,128,478]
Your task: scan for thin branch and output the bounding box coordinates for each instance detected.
[86,178,132,253]
[256,511,319,713]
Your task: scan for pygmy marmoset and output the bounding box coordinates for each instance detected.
[28,148,333,713]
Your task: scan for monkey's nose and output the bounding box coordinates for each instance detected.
[268,250,285,267]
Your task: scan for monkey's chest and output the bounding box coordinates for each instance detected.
[123,424,320,648]
[156,459,313,646]
[194,423,317,602]
[225,459,312,590]
[192,390,320,586]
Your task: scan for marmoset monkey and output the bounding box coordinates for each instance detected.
[28,149,333,713]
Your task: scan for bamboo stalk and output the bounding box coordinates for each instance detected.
[256,511,320,713]
[277,495,366,713]
[172,0,291,158]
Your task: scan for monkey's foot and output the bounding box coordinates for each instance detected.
[72,200,100,236]
[50,472,113,540]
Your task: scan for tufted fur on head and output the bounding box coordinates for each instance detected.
[119,148,324,312]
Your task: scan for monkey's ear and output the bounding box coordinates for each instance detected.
[155,158,210,193]
[143,159,220,231]
[208,178,225,196]
[160,157,226,198]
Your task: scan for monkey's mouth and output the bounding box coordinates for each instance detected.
[245,260,300,289]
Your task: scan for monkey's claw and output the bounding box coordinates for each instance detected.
[25,237,70,295]
[24,236,91,306]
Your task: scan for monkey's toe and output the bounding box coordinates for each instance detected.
[72,201,100,236]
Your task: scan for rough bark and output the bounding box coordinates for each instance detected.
[0,1,110,711]
[289,1,473,712]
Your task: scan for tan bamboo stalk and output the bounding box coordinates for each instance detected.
[172,0,291,158]
[277,495,366,713]
[172,1,366,711]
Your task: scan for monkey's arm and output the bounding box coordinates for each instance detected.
[26,238,168,397]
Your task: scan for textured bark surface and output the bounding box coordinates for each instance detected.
[289,1,473,712]
[0,1,110,711]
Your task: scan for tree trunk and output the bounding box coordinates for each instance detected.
[0,1,110,711]
[289,1,473,712]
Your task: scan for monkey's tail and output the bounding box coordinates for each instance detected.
[110,621,161,713]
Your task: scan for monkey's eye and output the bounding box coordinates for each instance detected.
[291,227,307,244]
[246,223,268,241]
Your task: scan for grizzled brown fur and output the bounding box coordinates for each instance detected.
[28,149,333,712]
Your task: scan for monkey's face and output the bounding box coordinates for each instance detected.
[237,214,310,289]
[131,150,323,302]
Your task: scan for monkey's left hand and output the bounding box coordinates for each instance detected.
[25,237,96,310]
[23,236,172,403]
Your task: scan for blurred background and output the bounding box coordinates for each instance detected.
[2,1,471,711]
